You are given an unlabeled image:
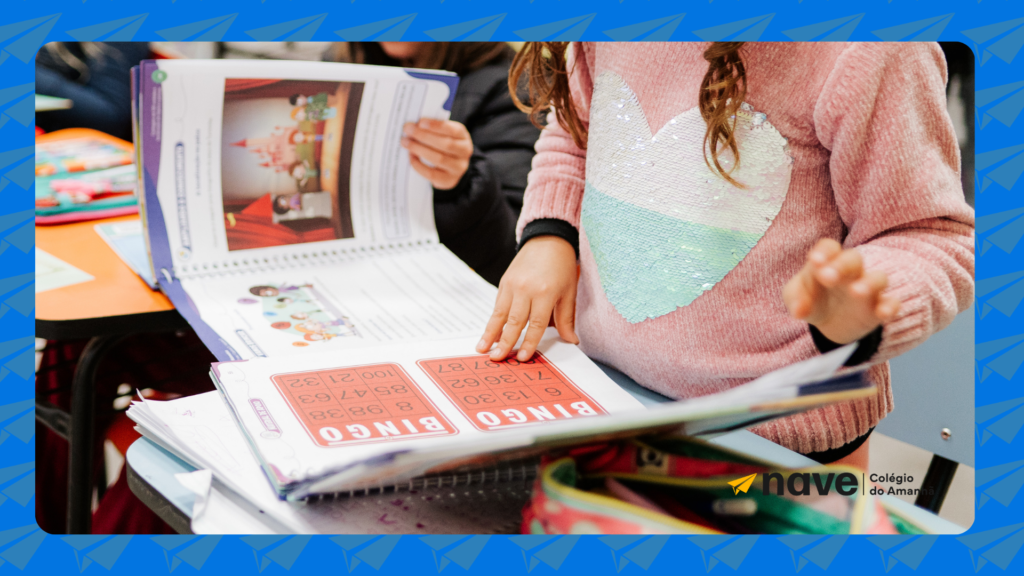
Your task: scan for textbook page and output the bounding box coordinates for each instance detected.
[177,243,497,360]
[211,330,647,496]
[140,59,455,278]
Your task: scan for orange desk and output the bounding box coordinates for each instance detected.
[36,214,185,340]
[36,214,186,534]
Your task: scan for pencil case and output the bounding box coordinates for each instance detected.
[521,436,931,535]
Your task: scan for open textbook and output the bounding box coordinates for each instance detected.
[132,58,489,361]
[128,331,872,506]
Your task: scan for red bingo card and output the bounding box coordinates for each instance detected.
[416,353,607,431]
[271,363,457,447]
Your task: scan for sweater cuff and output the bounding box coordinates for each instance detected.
[809,324,883,367]
[519,219,580,259]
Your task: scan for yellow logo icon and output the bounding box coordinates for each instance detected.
[728,473,758,495]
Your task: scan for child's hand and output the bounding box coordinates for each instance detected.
[783,239,900,345]
[477,236,580,362]
[401,119,473,190]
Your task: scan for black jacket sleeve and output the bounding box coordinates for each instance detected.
[35,42,151,141]
[433,60,541,286]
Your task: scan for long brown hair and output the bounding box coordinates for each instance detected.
[331,42,513,77]
[508,42,587,150]
[509,42,748,186]
[699,42,747,186]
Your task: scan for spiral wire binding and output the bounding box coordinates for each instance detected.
[172,238,438,282]
[300,457,540,502]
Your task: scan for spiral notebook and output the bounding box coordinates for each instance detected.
[131,58,482,362]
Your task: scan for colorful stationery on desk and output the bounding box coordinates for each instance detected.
[126,58,877,533]
[35,129,139,224]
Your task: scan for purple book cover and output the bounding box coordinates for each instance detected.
[137,60,242,362]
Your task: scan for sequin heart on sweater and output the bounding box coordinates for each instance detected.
[581,71,793,324]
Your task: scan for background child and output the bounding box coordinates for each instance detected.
[477,42,974,467]
[329,42,541,285]
[36,42,152,140]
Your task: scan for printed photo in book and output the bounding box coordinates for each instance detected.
[221,78,363,251]
[241,282,359,347]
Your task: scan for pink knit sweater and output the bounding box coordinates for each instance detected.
[517,43,975,454]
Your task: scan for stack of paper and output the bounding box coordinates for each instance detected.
[128,337,870,533]
[129,391,534,534]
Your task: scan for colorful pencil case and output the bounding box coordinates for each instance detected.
[521,437,930,535]
[35,128,138,224]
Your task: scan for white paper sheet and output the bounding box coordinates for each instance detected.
[179,244,497,359]
[129,392,534,534]
[35,248,95,293]
[176,469,278,534]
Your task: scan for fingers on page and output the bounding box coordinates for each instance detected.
[492,296,531,361]
[417,117,446,131]
[553,295,579,345]
[518,300,555,361]
[408,155,458,189]
[402,138,447,166]
[405,128,471,159]
[479,288,512,353]
[408,154,438,177]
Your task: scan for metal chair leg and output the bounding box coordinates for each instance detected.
[914,454,959,514]
[67,334,124,534]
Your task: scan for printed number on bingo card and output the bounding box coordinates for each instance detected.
[271,363,457,447]
[416,352,607,431]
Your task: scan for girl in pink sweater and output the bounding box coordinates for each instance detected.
[476,42,974,467]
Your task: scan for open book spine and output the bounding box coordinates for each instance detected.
[132,65,160,292]
[138,61,175,287]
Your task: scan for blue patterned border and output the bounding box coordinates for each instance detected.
[6,0,1020,573]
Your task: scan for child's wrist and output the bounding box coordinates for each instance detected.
[810,325,859,346]
[809,324,883,366]
[808,318,882,346]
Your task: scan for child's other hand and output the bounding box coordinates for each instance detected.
[783,239,900,345]
[476,236,579,362]
[401,119,473,190]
